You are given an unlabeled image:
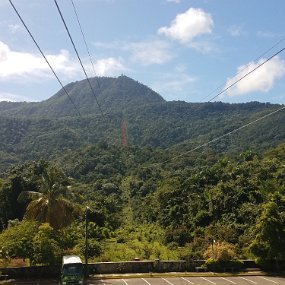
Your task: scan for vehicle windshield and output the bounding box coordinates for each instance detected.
[63,264,83,276]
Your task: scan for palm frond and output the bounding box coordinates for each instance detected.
[17,191,43,203]
[20,165,75,229]
[25,198,46,217]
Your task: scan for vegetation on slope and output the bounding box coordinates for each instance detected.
[0,76,284,268]
[0,101,284,174]
[0,142,284,266]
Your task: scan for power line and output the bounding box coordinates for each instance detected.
[168,45,285,165]
[208,47,285,102]
[142,45,285,166]
[70,0,132,115]
[180,105,285,155]
[53,0,105,118]
[70,0,119,117]
[202,36,285,101]
[149,104,285,168]
[208,46,285,102]
[69,0,101,92]
[8,0,81,117]
[9,0,285,159]
[72,0,134,112]
[68,0,161,119]
[255,36,285,61]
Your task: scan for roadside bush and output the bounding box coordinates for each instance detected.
[203,241,237,261]
[74,238,102,258]
[32,223,62,265]
[0,220,38,263]
[255,258,285,272]
[203,241,244,272]
[204,258,244,272]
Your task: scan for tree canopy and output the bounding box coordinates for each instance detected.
[0,141,284,266]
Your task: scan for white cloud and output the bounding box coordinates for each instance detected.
[158,8,214,45]
[93,57,127,76]
[189,40,216,54]
[166,0,181,3]
[228,25,245,37]
[8,24,22,34]
[93,40,173,65]
[225,57,285,97]
[161,74,196,92]
[152,66,197,101]
[257,31,279,38]
[0,91,32,102]
[0,41,127,81]
[0,41,80,81]
[129,41,173,65]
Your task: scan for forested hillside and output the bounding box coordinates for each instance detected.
[0,75,164,118]
[0,76,285,268]
[0,76,284,173]
[0,141,284,266]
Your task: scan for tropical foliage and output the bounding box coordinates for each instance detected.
[17,166,78,229]
[0,77,284,173]
[0,76,284,267]
[0,141,284,266]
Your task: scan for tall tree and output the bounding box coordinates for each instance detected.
[249,197,285,265]
[18,166,77,229]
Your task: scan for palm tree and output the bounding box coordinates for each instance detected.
[18,166,77,229]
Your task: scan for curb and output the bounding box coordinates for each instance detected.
[89,271,266,280]
[0,271,267,284]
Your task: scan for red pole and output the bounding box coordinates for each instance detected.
[121,120,127,147]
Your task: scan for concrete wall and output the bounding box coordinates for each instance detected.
[0,259,255,279]
[88,260,192,274]
[0,265,61,278]
[0,260,196,278]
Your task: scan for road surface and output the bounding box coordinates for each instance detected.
[4,275,285,285]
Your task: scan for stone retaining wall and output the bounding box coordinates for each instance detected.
[89,260,192,275]
[0,260,256,279]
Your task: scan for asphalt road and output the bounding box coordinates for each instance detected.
[93,276,285,285]
[5,276,285,285]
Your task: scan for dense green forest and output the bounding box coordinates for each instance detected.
[0,142,285,267]
[0,76,285,269]
[0,76,284,173]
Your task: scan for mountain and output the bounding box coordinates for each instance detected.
[0,75,164,118]
[0,75,284,174]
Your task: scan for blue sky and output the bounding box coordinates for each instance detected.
[0,0,285,104]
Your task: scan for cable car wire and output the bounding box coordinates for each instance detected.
[147,104,285,168]
[53,0,105,118]
[202,36,285,101]
[8,0,82,117]
[208,47,285,102]
[69,0,101,92]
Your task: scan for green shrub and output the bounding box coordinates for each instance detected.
[203,241,237,261]
[204,258,244,272]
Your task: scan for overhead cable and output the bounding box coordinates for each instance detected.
[208,47,285,102]
[145,45,285,167]
[8,0,81,117]
[178,105,284,156]
[70,0,128,116]
[53,0,105,118]
[149,104,285,168]
[70,0,101,92]
[202,36,285,101]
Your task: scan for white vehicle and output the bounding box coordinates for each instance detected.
[61,255,85,285]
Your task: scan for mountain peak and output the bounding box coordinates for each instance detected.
[0,76,165,118]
